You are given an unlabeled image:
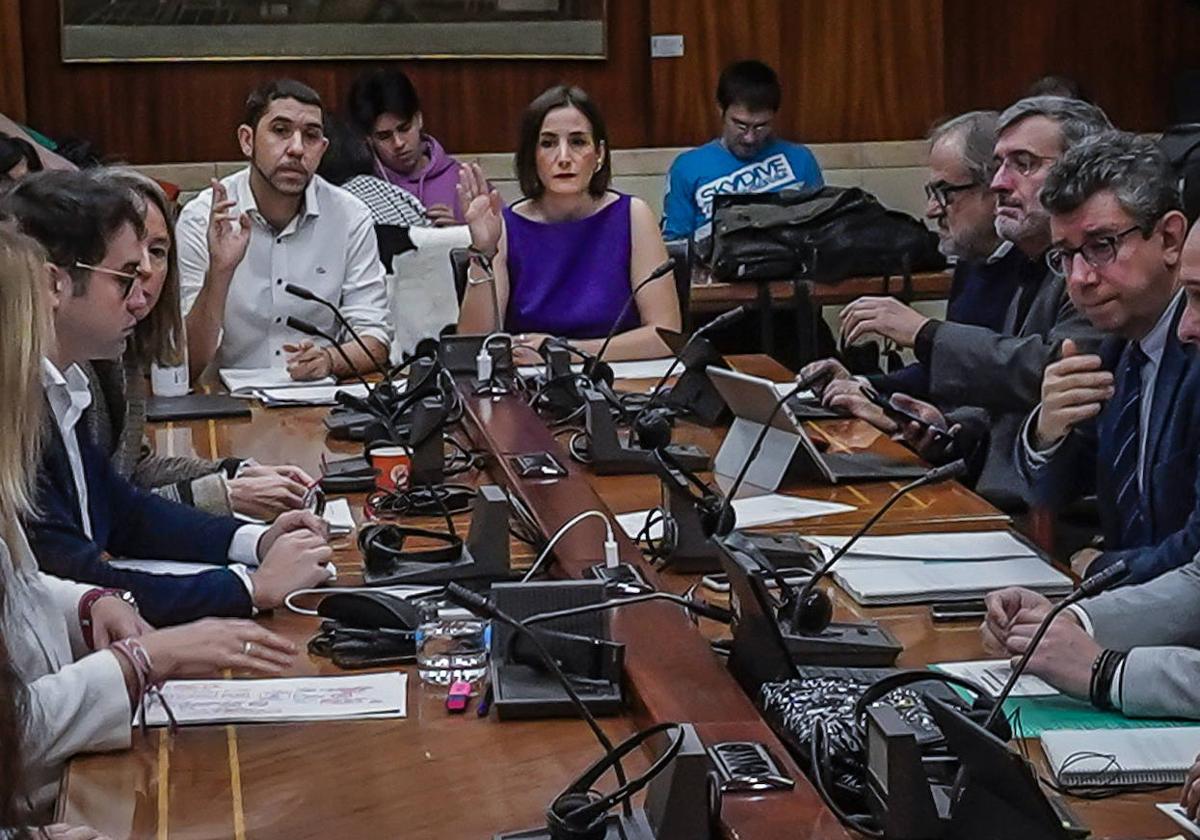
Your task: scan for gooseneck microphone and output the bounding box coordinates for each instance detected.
[785,460,967,633]
[443,584,632,814]
[584,257,676,384]
[981,560,1128,736]
[284,283,390,379]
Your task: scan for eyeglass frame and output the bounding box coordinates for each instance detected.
[1045,224,1146,277]
[924,179,980,211]
[70,261,145,300]
[993,149,1056,178]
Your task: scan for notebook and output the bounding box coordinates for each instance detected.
[806,530,1039,562]
[831,556,1072,605]
[1043,728,1200,787]
[219,367,335,396]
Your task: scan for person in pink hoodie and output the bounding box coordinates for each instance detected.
[347,68,469,226]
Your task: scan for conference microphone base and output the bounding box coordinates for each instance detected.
[779,619,902,668]
[584,390,709,476]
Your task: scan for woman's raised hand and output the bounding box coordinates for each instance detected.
[456,162,503,256]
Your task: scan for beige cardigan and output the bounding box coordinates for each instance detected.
[3,523,130,815]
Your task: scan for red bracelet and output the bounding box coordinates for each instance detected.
[78,587,137,651]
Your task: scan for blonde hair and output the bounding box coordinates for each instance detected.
[0,226,48,534]
[88,168,184,367]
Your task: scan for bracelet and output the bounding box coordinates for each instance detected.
[1089,648,1126,710]
[110,638,177,733]
[78,587,137,651]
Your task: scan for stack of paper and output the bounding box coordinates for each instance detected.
[233,496,356,535]
[934,659,1059,698]
[617,493,856,539]
[256,382,371,407]
[143,672,407,726]
[805,531,1039,562]
[1042,728,1200,787]
[832,557,1071,605]
[220,367,334,396]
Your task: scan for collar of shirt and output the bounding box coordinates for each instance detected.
[985,240,1013,264]
[40,357,93,434]
[230,167,323,236]
[1137,288,1183,370]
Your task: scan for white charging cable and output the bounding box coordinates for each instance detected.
[477,331,513,382]
[521,509,619,583]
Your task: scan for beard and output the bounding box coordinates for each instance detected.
[995,205,1049,247]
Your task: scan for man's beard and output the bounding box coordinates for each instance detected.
[251,157,309,196]
[995,206,1049,247]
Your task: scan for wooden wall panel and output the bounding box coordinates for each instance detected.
[944,0,1200,131]
[18,0,651,164]
[0,0,26,120]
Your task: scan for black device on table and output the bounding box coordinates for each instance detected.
[860,385,956,446]
[146,393,252,422]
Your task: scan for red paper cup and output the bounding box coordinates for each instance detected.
[370,445,412,492]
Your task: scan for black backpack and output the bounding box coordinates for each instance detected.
[705,186,946,283]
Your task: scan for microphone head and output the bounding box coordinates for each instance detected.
[633,407,673,451]
[698,496,735,538]
[286,315,322,337]
[646,256,677,282]
[284,282,318,301]
[583,358,614,388]
[1079,559,1128,597]
[781,586,833,635]
[923,458,968,484]
[444,582,494,618]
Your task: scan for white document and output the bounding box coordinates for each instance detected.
[805,531,1038,562]
[256,382,371,407]
[517,357,676,381]
[773,382,817,402]
[220,367,334,396]
[109,556,340,582]
[617,493,855,539]
[1041,728,1200,786]
[143,672,407,726]
[832,556,1071,605]
[935,659,1058,698]
[1158,803,1200,837]
[235,497,356,535]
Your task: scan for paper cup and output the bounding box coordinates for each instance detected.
[150,362,190,397]
[370,446,412,492]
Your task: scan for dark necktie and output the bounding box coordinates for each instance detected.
[1113,343,1149,547]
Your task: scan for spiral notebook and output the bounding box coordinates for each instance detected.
[1043,727,1200,787]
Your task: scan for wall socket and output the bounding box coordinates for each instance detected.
[650,34,685,58]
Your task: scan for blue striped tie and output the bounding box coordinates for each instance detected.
[1113,343,1149,547]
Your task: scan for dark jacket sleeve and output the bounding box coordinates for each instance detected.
[868,362,930,400]
[26,431,253,626]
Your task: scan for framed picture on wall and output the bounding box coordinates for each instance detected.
[60,0,607,62]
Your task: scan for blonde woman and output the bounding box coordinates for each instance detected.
[0,228,297,819]
[85,169,314,521]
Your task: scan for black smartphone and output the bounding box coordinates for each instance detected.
[930,600,988,622]
[861,387,954,443]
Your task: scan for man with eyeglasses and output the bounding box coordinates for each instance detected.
[1015,132,1200,586]
[661,60,823,242]
[801,110,1023,401]
[0,171,334,627]
[177,79,392,381]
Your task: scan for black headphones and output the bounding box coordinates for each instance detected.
[358,521,464,573]
[852,669,1010,743]
[545,722,686,840]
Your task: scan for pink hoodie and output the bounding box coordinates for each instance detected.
[375,133,467,223]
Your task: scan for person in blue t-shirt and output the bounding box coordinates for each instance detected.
[662,60,824,241]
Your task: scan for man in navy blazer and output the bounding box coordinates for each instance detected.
[1018,132,1200,586]
[2,171,334,626]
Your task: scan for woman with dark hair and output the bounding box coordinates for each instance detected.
[347,68,467,225]
[456,85,679,362]
[85,169,315,521]
[0,135,42,183]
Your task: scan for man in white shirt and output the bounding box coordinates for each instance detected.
[177,78,392,380]
[2,170,333,626]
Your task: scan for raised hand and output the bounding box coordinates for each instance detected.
[1034,339,1113,448]
[456,162,503,256]
[206,178,252,277]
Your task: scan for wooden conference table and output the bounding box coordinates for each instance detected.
[60,356,1181,839]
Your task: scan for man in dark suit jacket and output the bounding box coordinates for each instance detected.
[3,170,333,626]
[1018,132,1199,586]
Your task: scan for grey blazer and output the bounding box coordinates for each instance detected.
[930,266,1102,509]
[1081,555,1200,718]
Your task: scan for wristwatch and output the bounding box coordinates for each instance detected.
[79,587,139,650]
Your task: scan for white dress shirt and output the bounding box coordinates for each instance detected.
[1023,290,1183,490]
[176,168,393,370]
[41,358,265,596]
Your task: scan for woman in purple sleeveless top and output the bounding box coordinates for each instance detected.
[456,85,680,362]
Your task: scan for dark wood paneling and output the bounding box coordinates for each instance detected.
[0,0,25,120]
[19,0,651,164]
[13,1,1200,164]
[944,0,1200,131]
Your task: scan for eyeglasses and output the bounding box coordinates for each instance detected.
[924,179,979,211]
[993,150,1055,177]
[71,261,145,300]
[1045,225,1144,277]
[728,118,773,137]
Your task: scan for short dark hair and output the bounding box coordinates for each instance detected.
[347,69,421,135]
[0,135,42,180]
[1042,131,1182,232]
[515,85,611,200]
[716,60,782,113]
[0,170,144,295]
[1025,74,1089,102]
[243,79,323,129]
[317,114,376,186]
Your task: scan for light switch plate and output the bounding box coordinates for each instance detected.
[650,34,684,58]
